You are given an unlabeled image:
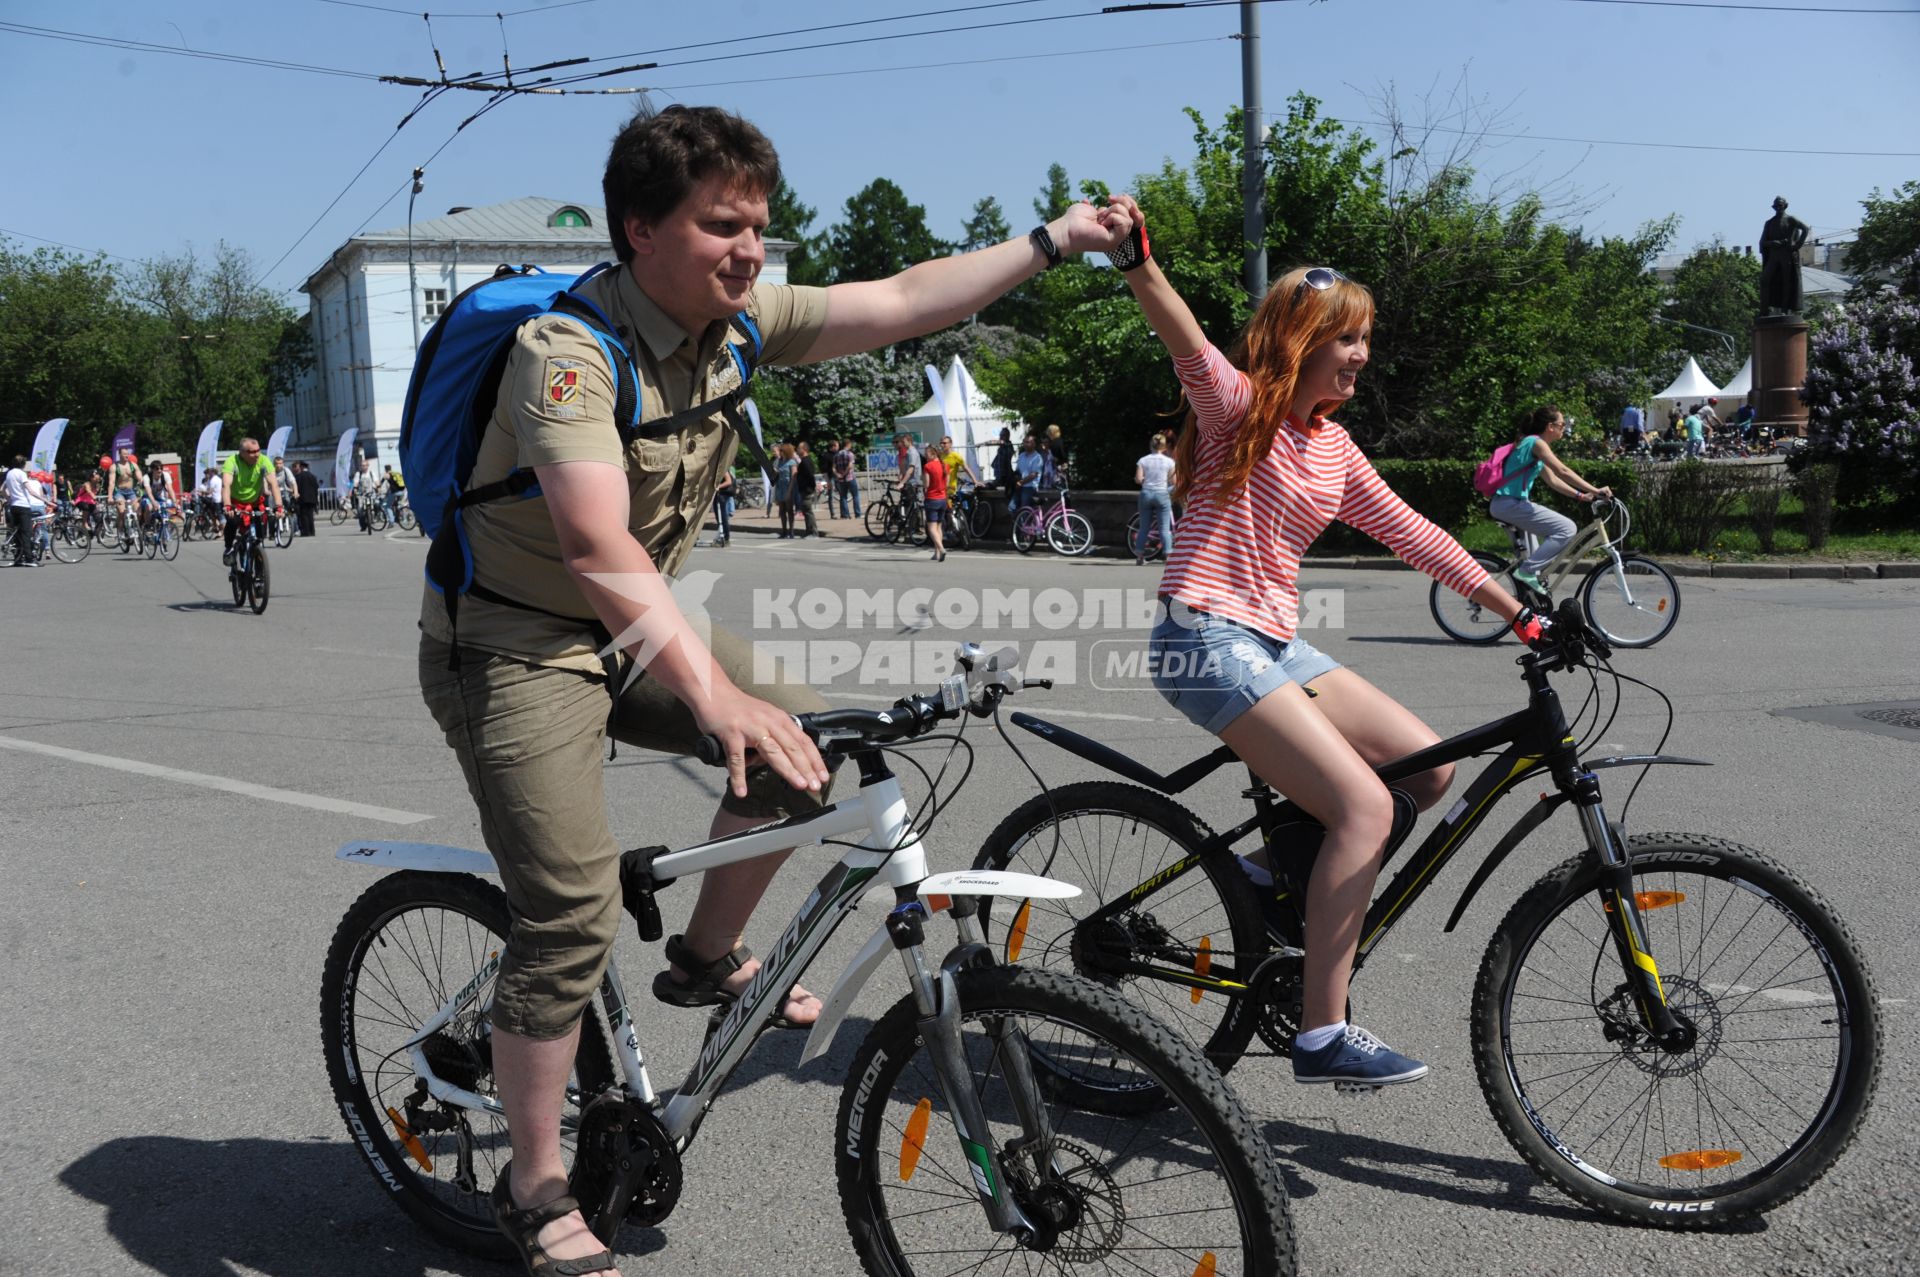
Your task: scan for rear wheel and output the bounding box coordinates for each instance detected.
[1581,554,1681,648]
[968,491,994,539]
[946,504,971,550]
[864,500,891,541]
[51,522,89,563]
[1473,835,1879,1227]
[1048,510,1095,556]
[838,966,1295,1277]
[1430,551,1512,643]
[974,782,1265,1083]
[321,871,617,1258]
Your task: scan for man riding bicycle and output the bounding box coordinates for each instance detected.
[107,445,146,536]
[221,436,285,565]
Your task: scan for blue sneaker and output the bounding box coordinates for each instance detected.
[1292,1024,1430,1088]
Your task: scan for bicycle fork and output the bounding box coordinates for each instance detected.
[1573,777,1688,1048]
[885,900,1045,1243]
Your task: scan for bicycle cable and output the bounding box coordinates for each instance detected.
[1586,653,1677,828]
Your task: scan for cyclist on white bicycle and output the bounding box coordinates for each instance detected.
[1485,405,1613,593]
[107,445,145,535]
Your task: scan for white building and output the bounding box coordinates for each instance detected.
[275,196,793,471]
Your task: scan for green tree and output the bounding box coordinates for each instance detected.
[819,178,948,285]
[1848,179,1920,282]
[1661,239,1760,384]
[958,196,1011,252]
[1033,163,1073,223]
[767,176,828,287]
[0,238,160,461]
[957,195,1040,330]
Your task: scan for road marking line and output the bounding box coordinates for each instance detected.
[0,736,432,825]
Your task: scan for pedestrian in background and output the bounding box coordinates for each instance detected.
[774,442,800,539]
[1013,434,1043,514]
[794,440,820,538]
[830,438,860,519]
[991,427,1014,491]
[1134,432,1176,564]
[712,470,735,547]
[294,461,320,537]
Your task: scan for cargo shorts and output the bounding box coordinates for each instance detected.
[418,626,835,1039]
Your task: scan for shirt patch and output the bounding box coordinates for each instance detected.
[547,359,582,405]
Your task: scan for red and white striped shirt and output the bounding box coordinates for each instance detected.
[1159,343,1489,641]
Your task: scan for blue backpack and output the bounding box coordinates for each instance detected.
[399,262,766,658]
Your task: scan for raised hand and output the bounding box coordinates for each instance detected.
[1053,199,1128,256]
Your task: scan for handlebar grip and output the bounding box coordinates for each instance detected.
[694,734,726,767]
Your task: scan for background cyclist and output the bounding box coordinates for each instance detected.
[1486,405,1613,594]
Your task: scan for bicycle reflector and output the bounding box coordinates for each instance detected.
[1193,1252,1218,1277]
[386,1107,433,1171]
[1658,1149,1743,1172]
[1605,891,1687,913]
[899,1098,932,1181]
[1192,935,1213,1004]
[1007,900,1032,962]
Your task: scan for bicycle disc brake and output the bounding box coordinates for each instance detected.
[570,1091,682,1239]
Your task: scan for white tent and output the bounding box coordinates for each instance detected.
[1654,355,1721,402]
[892,356,1021,465]
[1719,355,1752,399]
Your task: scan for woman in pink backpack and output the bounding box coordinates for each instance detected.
[1484,406,1613,592]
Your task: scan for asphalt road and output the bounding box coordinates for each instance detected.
[4,521,1916,1276]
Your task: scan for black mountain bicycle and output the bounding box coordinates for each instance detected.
[972,601,1878,1228]
[228,509,271,614]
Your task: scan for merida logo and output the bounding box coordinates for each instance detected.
[845,1049,889,1158]
[343,1103,403,1191]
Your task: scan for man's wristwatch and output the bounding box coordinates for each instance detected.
[1029,225,1062,270]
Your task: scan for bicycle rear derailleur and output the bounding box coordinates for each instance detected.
[570,1090,682,1241]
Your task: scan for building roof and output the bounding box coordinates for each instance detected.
[359,196,611,246]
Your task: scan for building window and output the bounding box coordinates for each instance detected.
[423,287,448,319]
[549,206,591,228]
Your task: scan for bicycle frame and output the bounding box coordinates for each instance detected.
[1020,650,1708,1043]
[1498,503,1629,600]
[338,739,1080,1237]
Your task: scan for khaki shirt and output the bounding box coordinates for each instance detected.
[420,266,827,668]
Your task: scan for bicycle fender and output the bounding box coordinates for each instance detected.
[1581,754,1712,770]
[915,869,1082,900]
[335,840,497,875]
[1443,794,1568,934]
[800,920,892,1067]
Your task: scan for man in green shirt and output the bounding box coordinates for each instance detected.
[219,436,284,564]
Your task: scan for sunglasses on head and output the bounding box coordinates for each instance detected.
[1292,266,1349,304]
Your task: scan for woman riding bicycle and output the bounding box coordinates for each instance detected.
[1486,405,1613,593]
[1103,192,1544,1087]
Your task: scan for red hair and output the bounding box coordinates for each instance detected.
[1172,266,1374,508]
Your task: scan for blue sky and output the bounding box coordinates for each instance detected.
[3,0,1916,302]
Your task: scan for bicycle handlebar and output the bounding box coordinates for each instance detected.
[691,644,1047,767]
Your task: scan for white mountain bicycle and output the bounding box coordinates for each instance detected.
[321,645,1296,1276]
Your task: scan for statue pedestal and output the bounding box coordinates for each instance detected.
[1751,316,1810,438]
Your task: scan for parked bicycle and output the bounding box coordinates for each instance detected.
[1432,497,1679,648]
[321,646,1296,1273]
[972,599,1878,1228]
[228,509,271,613]
[1126,508,1180,562]
[1011,486,1093,556]
[4,508,54,565]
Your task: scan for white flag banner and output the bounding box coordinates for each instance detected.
[333,428,359,494]
[28,418,69,473]
[194,420,224,482]
[741,399,774,509]
[266,425,293,462]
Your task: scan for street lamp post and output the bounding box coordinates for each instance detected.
[407,168,426,351]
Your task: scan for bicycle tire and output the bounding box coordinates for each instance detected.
[321,871,617,1258]
[968,492,994,539]
[51,524,89,563]
[1125,513,1166,562]
[882,504,908,545]
[865,500,891,541]
[1047,510,1095,557]
[1429,551,1512,644]
[331,503,348,526]
[1580,554,1680,649]
[973,782,1266,1085]
[1472,834,1879,1228]
[275,513,295,548]
[159,518,182,562]
[946,505,971,550]
[144,520,160,558]
[397,506,417,533]
[230,562,247,607]
[370,505,391,533]
[837,965,1295,1277]
[1010,507,1041,554]
[250,549,270,613]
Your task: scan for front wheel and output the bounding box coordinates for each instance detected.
[1472,834,1879,1227]
[968,491,994,539]
[946,504,971,550]
[1581,554,1680,648]
[230,559,247,607]
[837,965,1295,1277]
[1010,507,1041,554]
[397,505,417,533]
[370,505,391,532]
[1430,551,1512,644]
[1047,510,1095,556]
[275,513,295,548]
[330,503,348,526]
[250,549,271,613]
[52,523,89,563]
[159,517,182,561]
[321,871,617,1258]
[864,500,891,541]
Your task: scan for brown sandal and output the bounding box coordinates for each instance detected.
[491,1161,617,1276]
[651,934,808,1029]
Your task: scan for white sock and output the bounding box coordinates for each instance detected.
[1236,855,1273,888]
[1295,1020,1347,1052]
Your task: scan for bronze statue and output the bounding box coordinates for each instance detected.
[1759,196,1810,316]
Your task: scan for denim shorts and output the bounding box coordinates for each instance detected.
[1148,602,1341,734]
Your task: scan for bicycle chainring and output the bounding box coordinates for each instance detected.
[570,1091,682,1235]
[1249,951,1306,1056]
